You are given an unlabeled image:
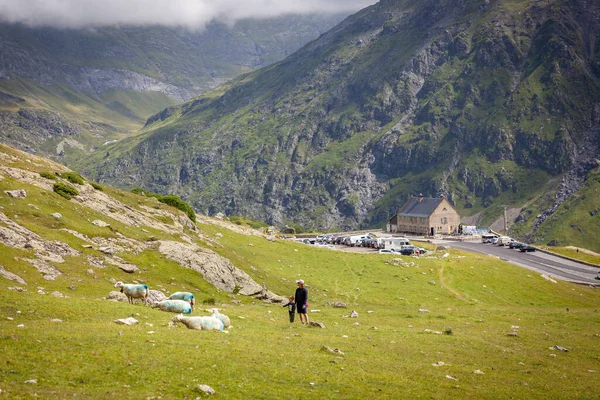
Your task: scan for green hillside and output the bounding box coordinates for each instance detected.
[0,143,599,398]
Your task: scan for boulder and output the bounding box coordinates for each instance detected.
[4,189,27,198]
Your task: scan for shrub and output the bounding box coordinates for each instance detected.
[90,182,104,191]
[130,188,196,222]
[131,188,146,195]
[60,172,84,185]
[39,171,56,180]
[203,298,216,305]
[53,182,79,200]
[157,194,196,222]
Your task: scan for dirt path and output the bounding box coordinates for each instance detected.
[438,263,469,303]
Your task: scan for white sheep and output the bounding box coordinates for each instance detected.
[211,310,231,328]
[171,314,224,331]
[167,292,195,310]
[151,299,192,314]
[114,282,149,305]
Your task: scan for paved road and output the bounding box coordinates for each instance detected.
[441,240,599,285]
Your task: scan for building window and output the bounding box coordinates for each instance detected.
[441,217,448,224]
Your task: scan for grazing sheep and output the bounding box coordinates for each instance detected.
[171,314,224,331]
[167,292,195,310]
[114,282,149,305]
[211,310,231,328]
[151,299,192,314]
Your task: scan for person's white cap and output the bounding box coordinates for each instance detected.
[296,279,304,284]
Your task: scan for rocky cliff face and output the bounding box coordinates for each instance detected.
[78,0,600,234]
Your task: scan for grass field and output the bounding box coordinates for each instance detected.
[1,233,599,399]
[0,144,599,399]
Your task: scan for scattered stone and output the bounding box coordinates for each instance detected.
[0,266,27,285]
[82,244,93,249]
[4,189,27,198]
[99,247,114,255]
[196,384,215,395]
[106,291,128,302]
[114,317,138,325]
[550,345,568,352]
[321,345,345,356]
[310,310,321,313]
[418,309,430,313]
[52,213,62,219]
[7,317,13,320]
[7,286,26,291]
[86,269,94,276]
[17,324,24,328]
[68,285,76,290]
[367,310,374,313]
[147,289,166,304]
[511,326,520,329]
[424,329,442,334]
[507,332,518,337]
[445,375,457,381]
[37,289,46,295]
[354,322,360,326]
[24,258,62,281]
[432,361,446,367]
[92,220,110,228]
[50,319,62,323]
[24,379,37,384]
[50,291,65,298]
[474,370,485,375]
[308,321,325,329]
[541,274,557,283]
[371,327,378,330]
[350,310,358,318]
[332,302,347,308]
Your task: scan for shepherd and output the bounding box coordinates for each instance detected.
[295,279,309,325]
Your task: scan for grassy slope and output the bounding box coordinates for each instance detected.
[1,146,599,398]
[532,167,600,252]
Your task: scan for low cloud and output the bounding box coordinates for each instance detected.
[0,0,378,29]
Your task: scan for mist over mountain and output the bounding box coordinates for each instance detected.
[77,0,600,246]
[0,13,352,162]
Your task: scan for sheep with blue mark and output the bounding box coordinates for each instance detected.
[167,292,195,310]
[114,282,149,305]
[151,299,192,314]
[211,310,231,328]
[171,314,224,331]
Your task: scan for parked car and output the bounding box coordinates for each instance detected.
[378,249,396,254]
[596,271,600,280]
[416,247,427,254]
[508,241,522,249]
[399,245,418,255]
[520,245,537,252]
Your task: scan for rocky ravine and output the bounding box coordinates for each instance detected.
[0,145,284,302]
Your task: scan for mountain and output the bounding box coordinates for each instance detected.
[76,0,600,247]
[0,14,349,163]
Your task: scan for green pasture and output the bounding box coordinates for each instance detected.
[1,229,599,399]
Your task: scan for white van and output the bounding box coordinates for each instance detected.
[382,237,410,251]
[497,236,512,246]
[481,234,497,243]
[347,235,367,247]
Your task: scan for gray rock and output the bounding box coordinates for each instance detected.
[52,213,62,219]
[350,310,359,318]
[196,384,215,395]
[320,345,345,356]
[107,291,128,302]
[114,317,138,325]
[4,189,27,198]
[92,219,110,228]
[308,321,325,328]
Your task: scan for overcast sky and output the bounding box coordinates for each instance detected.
[0,0,378,29]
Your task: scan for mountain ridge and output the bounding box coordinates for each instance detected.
[77,0,600,248]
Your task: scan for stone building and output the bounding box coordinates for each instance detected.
[387,194,461,236]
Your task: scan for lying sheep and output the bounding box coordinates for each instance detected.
[167,292,195,310]
[171,314,224,331]
[212,310,231,328]
[114,282,149,305]
[151,299,192,314]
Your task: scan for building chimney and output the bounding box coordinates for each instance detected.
[418,193,424,202]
